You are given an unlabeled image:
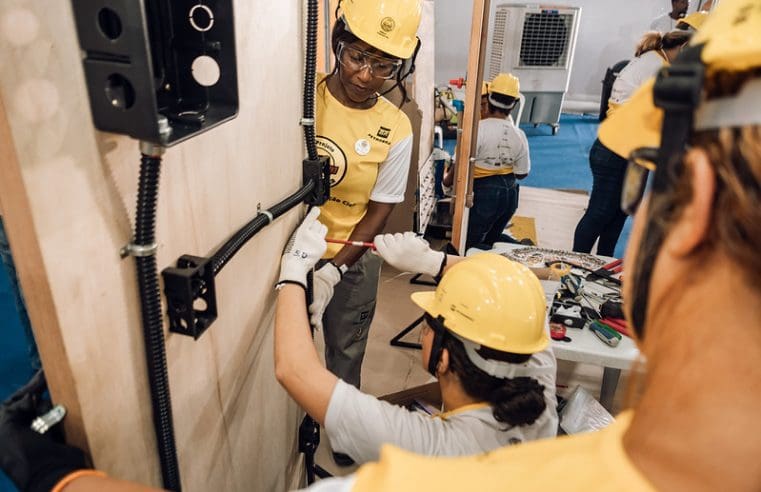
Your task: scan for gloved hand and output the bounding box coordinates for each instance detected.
[0,370,89,492]
[278,207,328,290]
[308,262,341,330]
[374,232,446,278]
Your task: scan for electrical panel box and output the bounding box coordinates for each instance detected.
[71,1,239,145]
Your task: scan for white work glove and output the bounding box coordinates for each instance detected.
[374,232,446,278]
[277,207,327,290]
[308,262,342,330]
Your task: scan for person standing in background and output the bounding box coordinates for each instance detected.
[573,30,692,257]
[650,0,690,32]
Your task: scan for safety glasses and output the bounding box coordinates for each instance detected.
[337,41,403,80]
[621,147,658,215]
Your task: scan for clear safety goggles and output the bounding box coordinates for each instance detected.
[621,147,658,215]
[337,41,403,80]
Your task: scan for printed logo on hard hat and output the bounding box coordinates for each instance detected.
[316,135,348,187]
[380,17,396,33]
[377,16,395,38]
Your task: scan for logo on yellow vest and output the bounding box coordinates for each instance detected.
[316,135,347,187]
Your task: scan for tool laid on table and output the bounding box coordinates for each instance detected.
[599,317,631,338]
[590,320,622,347]
[325,238,376,249]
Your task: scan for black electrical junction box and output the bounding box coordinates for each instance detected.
[71,1,238,145]
[303,156,331,206]
[162,255,217,340]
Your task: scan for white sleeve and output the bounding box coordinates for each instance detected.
[369,135,413,203]
[324,380,447,464]
[513,130,531,176]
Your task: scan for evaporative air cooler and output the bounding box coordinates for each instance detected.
[485,3,581,135]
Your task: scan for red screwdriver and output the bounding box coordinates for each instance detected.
[326,238,376,249]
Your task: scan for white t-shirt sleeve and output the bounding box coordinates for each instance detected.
[513,129,531,176]
[369,135,413,203]
[324,380,444,464]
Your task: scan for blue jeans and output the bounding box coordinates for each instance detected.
[0,217,40,370]
[573,139,628,257]
[466,173,519,251]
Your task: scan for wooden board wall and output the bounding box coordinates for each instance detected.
[0,1,308,490]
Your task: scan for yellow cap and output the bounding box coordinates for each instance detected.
[489,73,520,98]
[340,0,422,59]
[677,11,709,30]
[599,0,761,159]
[411,254,548,354]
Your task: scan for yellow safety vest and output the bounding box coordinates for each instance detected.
[315,75,412,258]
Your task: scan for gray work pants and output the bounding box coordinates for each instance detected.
[319,251,382,389]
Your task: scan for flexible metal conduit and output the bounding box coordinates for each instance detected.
[303,0,319,160]
[133,145,181,491]
[210,181,315,274]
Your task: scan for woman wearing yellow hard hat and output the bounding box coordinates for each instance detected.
[267,210,558,466]
[465,73,531,250]
[573,29,692,257]
[473,73,529,248]
[306,0,422,465]
[299,0,761,489]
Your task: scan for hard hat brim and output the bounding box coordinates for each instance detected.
[598,78,662,159]
[410,291,550,354]
[410,291,437,316]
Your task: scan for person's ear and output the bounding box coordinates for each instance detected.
[437,348,450,376]
[663,148,715,258]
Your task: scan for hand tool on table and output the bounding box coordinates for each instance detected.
[589,320,622,347]
[587,258,624,285]
[599,317,631,338]
[326,238,376,249]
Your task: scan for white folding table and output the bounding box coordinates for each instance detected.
[467,244,641,410]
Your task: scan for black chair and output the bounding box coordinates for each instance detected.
[599,59,630,122]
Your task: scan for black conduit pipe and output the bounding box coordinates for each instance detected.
[133,146,181,491]
[210,181,315,275]
[299,0,328,486]
[303,0,319,160]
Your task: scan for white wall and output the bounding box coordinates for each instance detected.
[435,0,707,103]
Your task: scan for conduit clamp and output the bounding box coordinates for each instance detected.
[299,117,315,126]
[259,210,274,224]
[120,242,159,259]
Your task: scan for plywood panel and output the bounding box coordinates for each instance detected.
[0,1,307,490]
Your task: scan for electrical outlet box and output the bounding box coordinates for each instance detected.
[71,1,239,145]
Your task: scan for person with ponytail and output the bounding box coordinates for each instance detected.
[271,212,557,466]
[306,0,422,466]
[573,29,692,257]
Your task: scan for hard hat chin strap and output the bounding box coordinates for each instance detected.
[630,44,704,337]
[454,333,553,379]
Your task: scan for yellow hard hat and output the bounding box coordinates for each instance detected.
[599,0,761,159]
[340,0,422,59]
[489,73,520,99]
[411,254,548,354]
[677,11,709,30]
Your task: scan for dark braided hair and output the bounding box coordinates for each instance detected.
[442,334,546,428]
